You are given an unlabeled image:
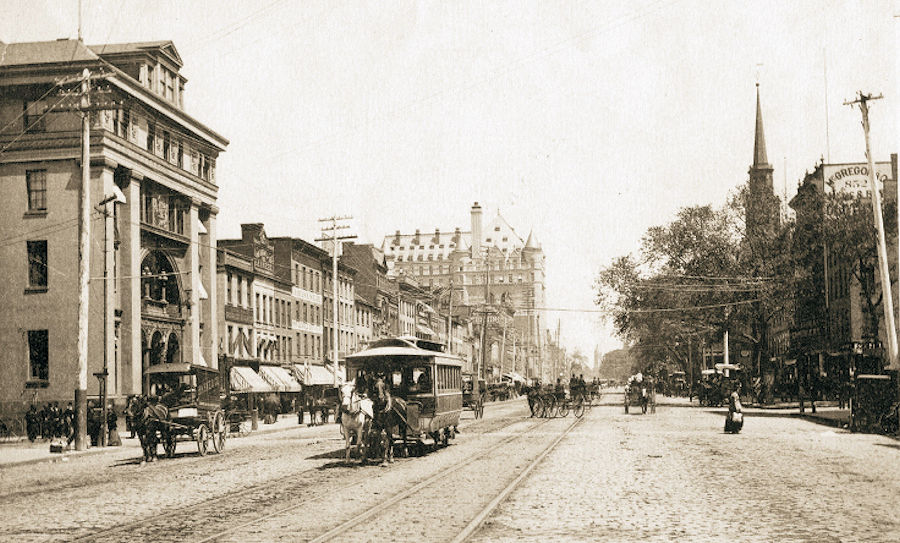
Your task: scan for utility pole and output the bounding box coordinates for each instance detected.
[76,68,91,451]
[844,92,898,369]
[48,68,114,450]
[317,216,355,387]
[446,282,453,354]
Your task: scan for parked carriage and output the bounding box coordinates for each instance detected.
[347,336,462,456]
[462,373,486,419]
[146,363,226,457]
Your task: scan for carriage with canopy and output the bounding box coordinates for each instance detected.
[346,336,463,456]
[144,363,226,457]
[462,373,486,419]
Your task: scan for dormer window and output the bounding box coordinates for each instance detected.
[165,70,174,101]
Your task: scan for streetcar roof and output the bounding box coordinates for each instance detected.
[347,338,463,366]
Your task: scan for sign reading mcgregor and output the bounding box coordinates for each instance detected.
[824,163,892,197]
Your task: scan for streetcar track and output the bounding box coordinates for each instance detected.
[66,408,523,543]
[451,415,583,542]
[304,416,577,543]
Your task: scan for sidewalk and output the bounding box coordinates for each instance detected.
[678,396,851,429]
[0,413,332,469]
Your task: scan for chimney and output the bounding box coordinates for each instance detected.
[393,230,401,245]
[433,227,440,244]
[471,202,482,256]
[414,229,420,245]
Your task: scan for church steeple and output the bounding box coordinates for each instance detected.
[747,82,777,234]
[752,83,770,169]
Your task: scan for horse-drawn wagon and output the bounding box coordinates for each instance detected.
[462,373,486,419]
[140,363,226,459]
[624,374,651,414]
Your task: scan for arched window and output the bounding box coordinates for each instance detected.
[150,331,164,366]
[165,333,180,364]
[141,252,180,306]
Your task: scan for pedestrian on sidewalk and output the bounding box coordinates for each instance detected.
[107,404,121,446]
[25,405,39,442]
[725,382,743,433]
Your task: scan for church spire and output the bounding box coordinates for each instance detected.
[753,83,770,169]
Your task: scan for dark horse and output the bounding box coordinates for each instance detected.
[129,396,170,463]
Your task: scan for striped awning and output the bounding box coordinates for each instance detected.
[230,366,273,393]
[293,364,343,386]
[259,365,302,392]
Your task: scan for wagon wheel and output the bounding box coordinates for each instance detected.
[196,424,209,457]
[164,433,177,458]
[211,411,226,454]
[573,397,585,419]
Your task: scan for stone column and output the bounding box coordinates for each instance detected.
[187,199,201,365]
[205,208,218,369]
[120,174,143,395]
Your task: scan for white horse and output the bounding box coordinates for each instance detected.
[338,382,373,463]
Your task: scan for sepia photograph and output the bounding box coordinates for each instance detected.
[0,1,898,541]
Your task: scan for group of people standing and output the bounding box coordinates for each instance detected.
[25,400,120,446]
[25,402,74,442]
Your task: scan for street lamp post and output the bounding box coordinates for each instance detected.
[97,187,126,447]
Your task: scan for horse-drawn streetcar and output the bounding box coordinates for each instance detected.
[138,363,226,460]
[345,337,463,458]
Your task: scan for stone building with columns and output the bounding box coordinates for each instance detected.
[0,39,226,414]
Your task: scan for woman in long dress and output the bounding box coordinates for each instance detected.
[725,382,743,433]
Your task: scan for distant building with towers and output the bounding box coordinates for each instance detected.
[381,203,546,379]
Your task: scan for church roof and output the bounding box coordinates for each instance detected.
[752,83,770,168]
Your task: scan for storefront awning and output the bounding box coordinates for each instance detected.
[416,324,435,337]
[293,364,343,386]
[230,366,273,393]
[502,372,526,383]
[259,365,302,392]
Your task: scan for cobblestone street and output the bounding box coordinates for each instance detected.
[3,397,899,542]
[472,401,900,543]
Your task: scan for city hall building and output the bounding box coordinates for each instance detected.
[0,39,227,415]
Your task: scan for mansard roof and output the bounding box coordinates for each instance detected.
[0,39,98,66]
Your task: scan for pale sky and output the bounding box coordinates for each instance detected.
[3,1,898,361]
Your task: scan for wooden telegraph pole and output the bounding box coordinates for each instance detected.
[317,217,355,387]
[844,92,899,369]
[50,68,114,450]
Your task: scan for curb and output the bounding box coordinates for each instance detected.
[0,418,328,470]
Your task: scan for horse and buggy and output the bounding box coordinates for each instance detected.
[528,383,587,418]
[130,363,226,462]
[462,373,486,419]
[624,375,654,414]
[338,336,463,464]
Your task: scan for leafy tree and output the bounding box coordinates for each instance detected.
[596,203,748,377]
[822,186,897,365]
